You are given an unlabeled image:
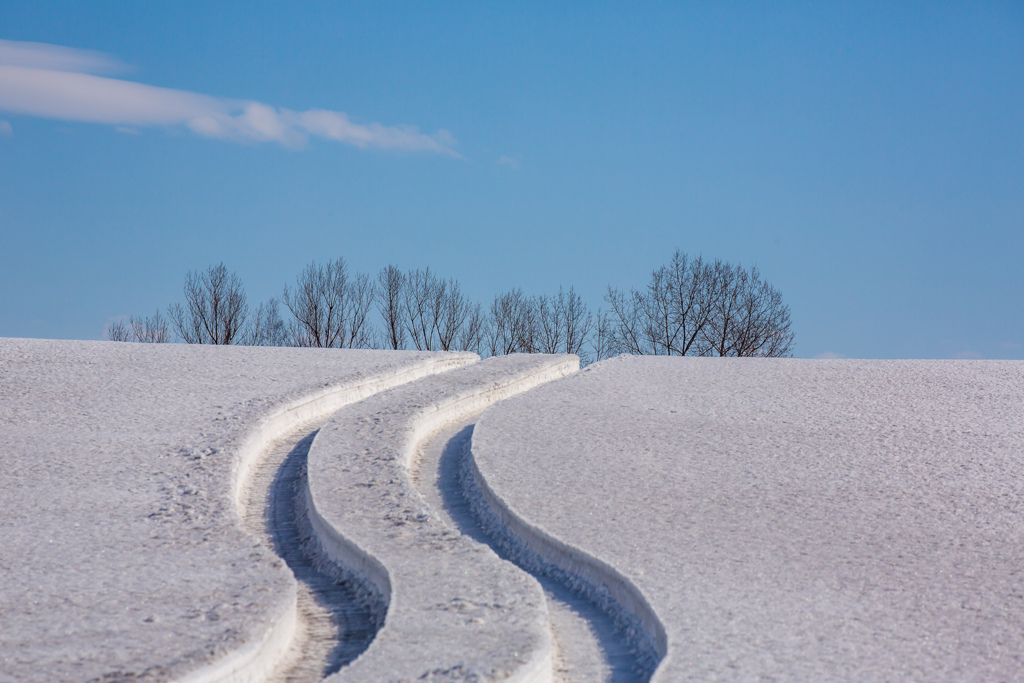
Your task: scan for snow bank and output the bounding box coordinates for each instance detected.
[304,354,578,682]
[472,356,1024,680]
[0,338,471,682]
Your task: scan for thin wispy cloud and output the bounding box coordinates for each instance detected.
[0,119,11,136]
[498,155,519,170]
[0,39,458,154]
[0,39,127,74]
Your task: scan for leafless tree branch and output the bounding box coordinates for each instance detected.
[376,265,406,350]
[244,298,289,346]
[106,319,132,342]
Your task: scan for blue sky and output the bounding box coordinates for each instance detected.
[1,2,1021,358]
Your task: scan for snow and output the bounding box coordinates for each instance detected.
[0,338,472,682]
[10,341,1022,681]
[305,353,578,682]
[471,355,1024,681]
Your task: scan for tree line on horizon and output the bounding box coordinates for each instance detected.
[106,250,795,362]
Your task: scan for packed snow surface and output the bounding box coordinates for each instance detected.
[472,356,1024,681]
[0,338,471,682]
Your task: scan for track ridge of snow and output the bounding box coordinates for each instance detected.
[462,433,666,680]
[303,354,578,681]
[184,353,477,683]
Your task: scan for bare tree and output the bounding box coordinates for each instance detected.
[458,302,487,355]
[347,272,376,349]
[402,268,439,350]
[648,252,718,355]
[106,319,132,342]
[244,298,289,346]
[607,251,721,356]
[604,287,645,355]
[283,258,375,348]
[397,268,484,353]
[707,266,794,357]
[605,249,793,358]
[168,263,249,344]
[742,276,794,357]
[130,310,172,343]
[534,286,592,357]
[704,261,745,357]
[436,279,474,351]
[590,308,616,363]
[535,294,564,354]
[488,288,538,355]
[560,287,593,356]
[376,265,406,350]
[107,310,173,343]
[487,290,517,356]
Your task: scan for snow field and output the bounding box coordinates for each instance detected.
[11,341,1017,682]
[472,356,1024,681]
[0,339,472,682]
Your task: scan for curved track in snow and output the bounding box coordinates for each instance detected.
[233,352,653,681]
[241,425,379,681]
[219,353,476,683]
[414,421,641,682]
[303,354,578,681]
[462,436,666,681]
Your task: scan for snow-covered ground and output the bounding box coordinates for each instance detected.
[0,338,471,681]
[8,342,1023,682]
[471,356,1024,680]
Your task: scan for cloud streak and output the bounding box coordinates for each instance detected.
[0,39,457,154]
[0,39,127,74]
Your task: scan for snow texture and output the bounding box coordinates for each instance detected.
[472,355,1024,681]
[304,354,579,682]
[0,338,473,682]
